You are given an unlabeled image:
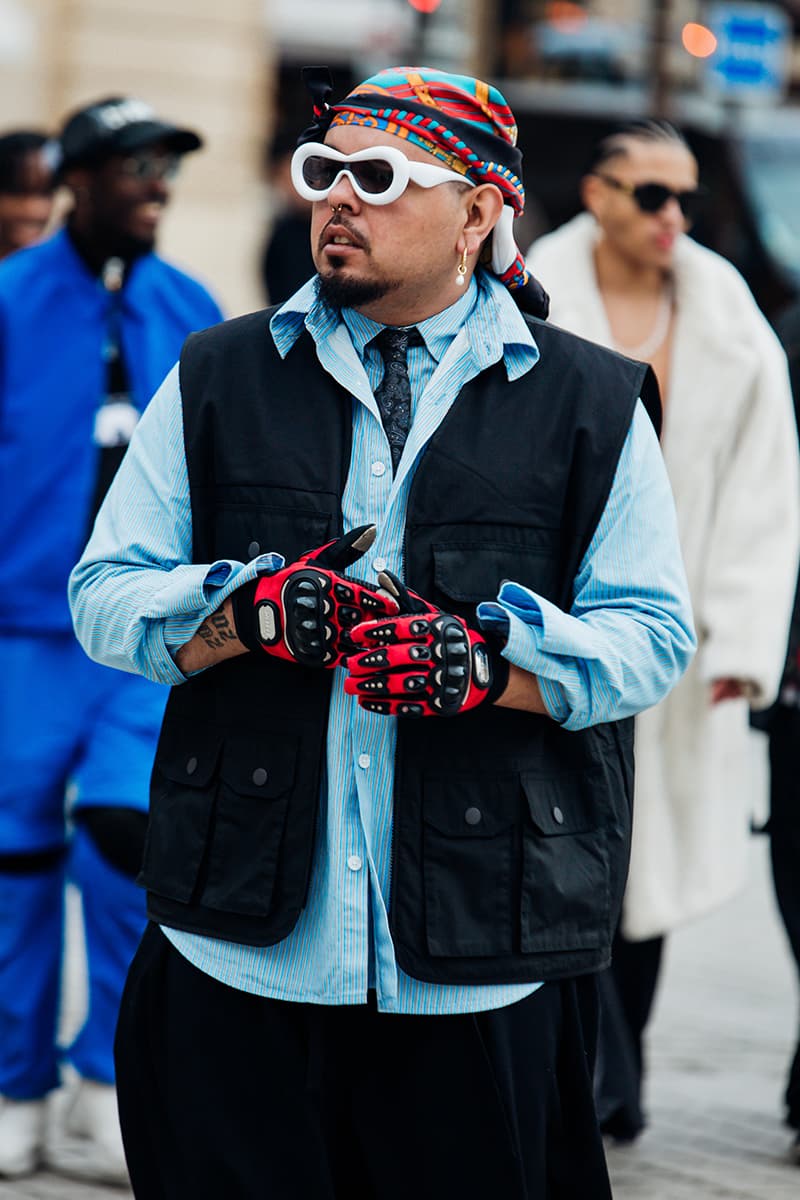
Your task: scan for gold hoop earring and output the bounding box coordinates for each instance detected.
[456,247,468,287]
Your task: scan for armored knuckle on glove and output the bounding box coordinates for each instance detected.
[344,608,509,717]
[231,525,398,669]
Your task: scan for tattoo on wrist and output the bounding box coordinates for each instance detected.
[196,606,238,652]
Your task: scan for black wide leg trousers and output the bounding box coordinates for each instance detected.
[115,924,612,1200]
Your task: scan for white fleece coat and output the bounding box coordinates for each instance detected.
[529,214,800,939]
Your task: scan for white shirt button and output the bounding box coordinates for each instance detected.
[373,557,387,572]
[347,855,363,872]
[371,461,386,477]
[358,753,371,769]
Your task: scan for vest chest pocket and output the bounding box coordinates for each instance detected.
[213,502,333,566]
[520,774,609,953]
[431,541,560,619]
[139,733,223,904]
[198,734,299,917]
[422,776,515,957]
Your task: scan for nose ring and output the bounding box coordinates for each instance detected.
[331,203,343,214]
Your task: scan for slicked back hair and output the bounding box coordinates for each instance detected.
[585,119,692,176]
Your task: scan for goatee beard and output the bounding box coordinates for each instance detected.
[317,271,400,311]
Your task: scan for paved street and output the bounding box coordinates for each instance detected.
[608,832,798,1199]
[1,835,797,1198]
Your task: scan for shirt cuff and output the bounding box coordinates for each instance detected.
[477,594,569,723]
[144,554,284,664]
[486,581,608,659]
[140,622,199,685]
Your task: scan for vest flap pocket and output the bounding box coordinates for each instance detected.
[214,503,333,567]
[432,542,557,605]
[218,735,299,798]
[157,739,222,789]
[200,733,299,916]
[422,776,514,957]
[423,783,513,838]
[520,772,608,953]
[522,774,597,836]
[140,727,223,905]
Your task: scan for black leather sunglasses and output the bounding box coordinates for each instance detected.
[594,173,706,220]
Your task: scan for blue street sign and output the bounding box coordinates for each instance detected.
[706,2,790,101]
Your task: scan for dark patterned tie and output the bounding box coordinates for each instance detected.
[372,326,421,473]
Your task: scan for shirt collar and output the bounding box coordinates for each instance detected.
[339,277,479,367]
[270,269,539,380]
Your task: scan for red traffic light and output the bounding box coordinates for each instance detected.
[407,0,441,12]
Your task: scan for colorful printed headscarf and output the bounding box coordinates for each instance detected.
[299,66,548,318]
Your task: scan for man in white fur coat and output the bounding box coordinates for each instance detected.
[528,119,800,1140]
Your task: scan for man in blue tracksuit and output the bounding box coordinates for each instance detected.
[0,96,222,1180]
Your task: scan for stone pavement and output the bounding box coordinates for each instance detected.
[0,838,797,1199]
[607,834,799,1199]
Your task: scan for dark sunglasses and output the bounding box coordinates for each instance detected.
[594,173,706,220]
[117,153,181,183]
[304,154,394,195]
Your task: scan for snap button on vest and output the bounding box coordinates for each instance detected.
[247,540,261,558]
[464,806,482,826]
[552,806,564,825]
[186,756,198,776]
[252,767,268,786]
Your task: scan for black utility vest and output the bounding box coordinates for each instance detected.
[139,308,656,984]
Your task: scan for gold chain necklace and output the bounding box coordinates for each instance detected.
[612,284,674,360]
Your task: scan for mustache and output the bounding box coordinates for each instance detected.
[319,212,368,253]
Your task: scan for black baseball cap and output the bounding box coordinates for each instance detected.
[57,96,202,171]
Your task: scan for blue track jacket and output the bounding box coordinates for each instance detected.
[0,230,223,633]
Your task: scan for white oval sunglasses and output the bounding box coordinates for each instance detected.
[291,141,470,206]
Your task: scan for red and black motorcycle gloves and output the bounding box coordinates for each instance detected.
[343,570,509,717]
[231,525,398,669]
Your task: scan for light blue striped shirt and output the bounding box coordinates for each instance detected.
[69,270,695,1014]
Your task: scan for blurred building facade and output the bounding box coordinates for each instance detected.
[497,1,800,94]
[4,0,800,316]
[0,0,270,316]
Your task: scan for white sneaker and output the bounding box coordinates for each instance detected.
[47,1077,129,1185]
[0,1096,46,1178]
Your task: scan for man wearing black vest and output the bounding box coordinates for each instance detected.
[70,68,695,1200]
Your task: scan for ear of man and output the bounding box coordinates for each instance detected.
[457,183,505,267]
[61,165,93,200]
[580,173,604,217]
